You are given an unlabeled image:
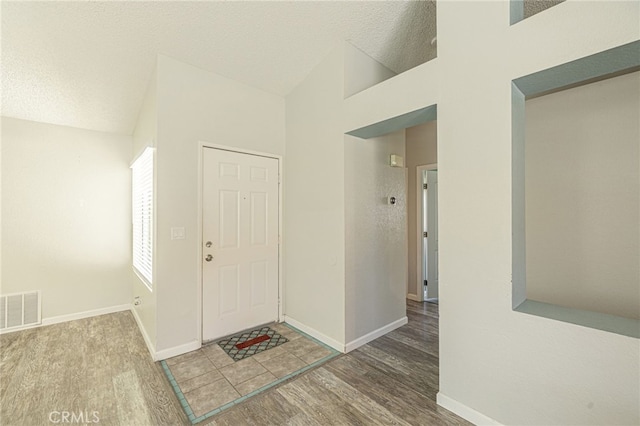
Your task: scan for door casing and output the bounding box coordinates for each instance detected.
[415,163,437,302]
[197,142,284,345]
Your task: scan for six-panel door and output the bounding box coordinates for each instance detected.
[202,148,279,342]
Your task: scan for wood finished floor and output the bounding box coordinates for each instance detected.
[1,301,470,425]
[0,312,187,426]
[205,300,470,426]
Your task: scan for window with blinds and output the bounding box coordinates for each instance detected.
[131,147,154,290]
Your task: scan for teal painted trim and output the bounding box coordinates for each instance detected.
[511,43,640,337]
[192,351,340,421]
[513,41,640,97]
[510,0,524,25]
[511,83,527,310]
[205,409,220,418]
[346,104,437,139]
[515,300,640,338]
[217,401,237,413]
[162,327,341,424]
[160,360,197,422]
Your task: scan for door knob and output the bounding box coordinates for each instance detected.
[205,241,212,248]
[205,254,213,262]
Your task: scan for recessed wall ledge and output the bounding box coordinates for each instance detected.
[512,40,640,98]
[515,300,640,339]
[511,40,640,340]
[345,104,437,140]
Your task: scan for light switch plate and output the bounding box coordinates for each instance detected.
[171,227,185,240]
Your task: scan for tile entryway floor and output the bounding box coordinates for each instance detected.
[161,322,339,424]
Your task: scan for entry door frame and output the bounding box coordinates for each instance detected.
[197,142,283,345]
[416,163,437,302]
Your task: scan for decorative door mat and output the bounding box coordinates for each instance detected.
[216,326,288,361]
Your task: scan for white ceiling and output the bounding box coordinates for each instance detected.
[1,1,436,135]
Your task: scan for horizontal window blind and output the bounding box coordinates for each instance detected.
[132,147,154,289]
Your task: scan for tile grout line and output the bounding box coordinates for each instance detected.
[279,321,344,354]
[163,323,342,424]
[160,360,196,421]
[194,351,341,423]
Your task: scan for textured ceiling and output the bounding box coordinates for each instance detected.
[1,1,436,135]
[524,0,565,18]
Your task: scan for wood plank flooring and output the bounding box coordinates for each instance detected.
[206,300,470,425]
[1,301,470,425]
[0,312,188,426]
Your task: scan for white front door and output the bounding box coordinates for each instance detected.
[202,147,280,342]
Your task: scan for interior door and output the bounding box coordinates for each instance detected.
[422,175,428,294]
[202,147,279,342]
[426,170,439,299]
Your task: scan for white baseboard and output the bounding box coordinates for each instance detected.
[41,304,132,326]
[283,315,345,353]
[407,293,422,302]
[155,340,201,361]
[0,304,132,335]
[130,306,156,360]
[345,316,408,353]
[437,392,502,426]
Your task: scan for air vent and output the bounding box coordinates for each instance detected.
[0,291,41,331]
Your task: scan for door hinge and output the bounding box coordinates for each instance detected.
[423,231,428,238]
[423,183,428,189]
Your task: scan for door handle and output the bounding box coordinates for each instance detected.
[205,254,213,262]
[205,241,213,248]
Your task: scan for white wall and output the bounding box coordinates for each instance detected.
[525,71,639,320]
[344,130,407,344]
[284,46,346,346]
[0,119,3,285]
[434,1,639,425]
[1,117,133,320]
[345,1,639,424]
[132,68,158,349]
[405,122,437,299]
[155,55,285,353]
[285,43,408,350]
[344,43,396,98]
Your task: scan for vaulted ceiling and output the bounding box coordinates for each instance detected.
[1,1,436,135]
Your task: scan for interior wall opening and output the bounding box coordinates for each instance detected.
[524,71,639,320]
[511,41,640,337]
[405,121,438,303]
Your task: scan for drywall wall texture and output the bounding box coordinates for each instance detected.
[525,71,639,320]
[155,55,285,353]
[1,117,133,319]
[435,2,639,424]
[131,68,158,350]
[285,43,411,349]
[345,130,407,343]
[344,43,411,346]
[405,122,437,299]
[346,1,639,424]
[284,47,347,346]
